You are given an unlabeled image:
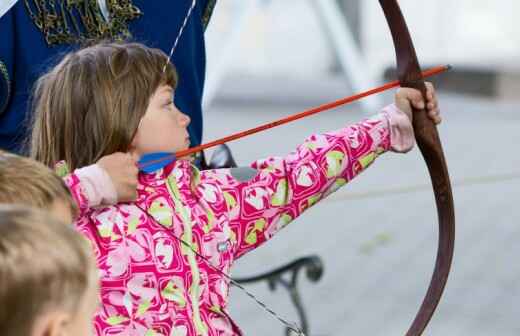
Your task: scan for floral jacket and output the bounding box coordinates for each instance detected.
[65,106,413,336]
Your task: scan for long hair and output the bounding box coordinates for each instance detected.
[30,42,178,171]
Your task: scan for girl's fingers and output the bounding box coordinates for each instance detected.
[426,90,433,101]
[428,101,439,112]
[428,108,442,125]
[425,82,436,103]
[396,88,425,111]
[425,82,434,94]
[398,83,442,125]
[404,89,425,109]
[412,98,425,110]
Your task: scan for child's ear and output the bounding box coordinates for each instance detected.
[32,311,70,336]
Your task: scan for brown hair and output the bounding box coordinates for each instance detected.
[30,42,178,171]
[0,205,96,335]
[0,150,77,217]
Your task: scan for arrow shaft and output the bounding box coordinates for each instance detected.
[140,65,450,169]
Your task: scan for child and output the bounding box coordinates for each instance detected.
[0,205,99,336]
[0,150,78,223]
[30,42,441,336]
[0,151,135,335]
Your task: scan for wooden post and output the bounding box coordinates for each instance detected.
[337,0,362,46]
[329,0,362,74]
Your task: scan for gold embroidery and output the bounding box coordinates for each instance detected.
[202,0,216,31]
[23,0,142,46]
[0,60,10,116]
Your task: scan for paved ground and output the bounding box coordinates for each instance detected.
[202,75,520,336]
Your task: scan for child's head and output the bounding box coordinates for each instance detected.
[0,205,98,336]
[30,42,191,171]
[0,151,77,222]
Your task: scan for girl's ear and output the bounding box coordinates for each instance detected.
[32,311,71,336]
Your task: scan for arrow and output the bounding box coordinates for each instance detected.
[139,64,451,172]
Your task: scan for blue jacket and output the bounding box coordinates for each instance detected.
[0,0,216,152]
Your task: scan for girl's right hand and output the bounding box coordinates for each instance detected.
[97,152,139,202]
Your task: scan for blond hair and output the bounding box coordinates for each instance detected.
[0,151,77,216]
[30,42,178,171]
[0,205,96,335]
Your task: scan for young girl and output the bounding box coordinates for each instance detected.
[31,42,441,336]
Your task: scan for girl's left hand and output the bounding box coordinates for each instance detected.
[394,82,442,125]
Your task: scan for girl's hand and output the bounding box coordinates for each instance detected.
[97,152,139,202]
[394,82,442,125]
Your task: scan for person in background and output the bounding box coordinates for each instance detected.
[0,149,138,223]
[0,0,216,155]
[0,205,99,336]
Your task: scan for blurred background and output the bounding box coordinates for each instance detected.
[202,1,520,335]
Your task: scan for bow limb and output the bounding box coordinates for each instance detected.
[378,1,455,335]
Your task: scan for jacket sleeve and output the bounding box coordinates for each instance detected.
[63,173,91,218]
[213,112,397,259]
[62,164,117,218]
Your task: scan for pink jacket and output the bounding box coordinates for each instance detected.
[66,105,414,336]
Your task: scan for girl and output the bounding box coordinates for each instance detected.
[31,42,441,336]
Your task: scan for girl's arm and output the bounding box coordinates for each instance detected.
[63,164,118,217]
[211,104,415,259]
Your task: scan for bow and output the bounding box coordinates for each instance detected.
[379,1,455,335]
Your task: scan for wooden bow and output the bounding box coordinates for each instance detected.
[379,1,455,335]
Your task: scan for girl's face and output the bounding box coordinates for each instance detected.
[131,85,191,157]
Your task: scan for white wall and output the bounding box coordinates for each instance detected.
[205,0,520,79]
[362,0,520,74]
[206,1,333,78]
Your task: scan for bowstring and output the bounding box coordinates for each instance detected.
[163,0,197,73]
[158,2,304,332]
[133,203,305,335]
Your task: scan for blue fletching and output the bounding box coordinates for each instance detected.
[138,152,176,173]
